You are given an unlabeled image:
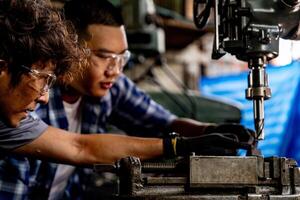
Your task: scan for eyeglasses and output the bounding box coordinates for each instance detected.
[92,50,131,72]
[20,65,57,95]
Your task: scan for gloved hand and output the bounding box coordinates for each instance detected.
[278,0,300,40]
[163,132,252,157]
[282,0,300,7]
[203,123,255,145]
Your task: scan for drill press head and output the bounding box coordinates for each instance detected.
[194,0,300,142]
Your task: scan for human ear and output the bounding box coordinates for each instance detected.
[0,60,7,75]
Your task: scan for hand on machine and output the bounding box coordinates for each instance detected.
[163,124,255,157]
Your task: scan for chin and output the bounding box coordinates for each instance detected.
[9,113,28,127]
[3,117,20,128]
[9,122,20,128]
[90,90,109,97]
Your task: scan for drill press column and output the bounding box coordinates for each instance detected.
[246,57,271,140]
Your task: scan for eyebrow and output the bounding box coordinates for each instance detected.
[92,48,127,54]
[31,64,55,73]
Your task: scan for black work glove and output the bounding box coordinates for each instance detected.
[163,132,251,157]
[203,123,255,146]
[278,1,300,40]
[282,0,300,7]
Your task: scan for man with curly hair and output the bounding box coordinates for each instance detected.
[0,0,84,128]
[0,0,159,198]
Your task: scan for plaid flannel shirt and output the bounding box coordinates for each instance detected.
[0,74,176,200]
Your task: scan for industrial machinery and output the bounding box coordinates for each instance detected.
[121,0,165,56]
[194,0,300,140]
[94,155,300,199]
[93,1,300,199]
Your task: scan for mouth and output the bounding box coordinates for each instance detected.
[23,108,35,115]
[100,82,114,90]
[26,108,35,112]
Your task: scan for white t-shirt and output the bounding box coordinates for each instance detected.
[48,97,82,200]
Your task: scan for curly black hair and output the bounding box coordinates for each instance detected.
[0,0,88,86]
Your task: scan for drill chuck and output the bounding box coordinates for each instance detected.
[245,58,271,140]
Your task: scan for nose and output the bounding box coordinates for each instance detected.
[105,61,122,77]
[36,91,49,104]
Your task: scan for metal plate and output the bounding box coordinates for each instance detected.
[190,156,259,187]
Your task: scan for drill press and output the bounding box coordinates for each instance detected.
[194,0,300,147]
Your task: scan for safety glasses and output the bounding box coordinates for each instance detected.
[20,65,56,95]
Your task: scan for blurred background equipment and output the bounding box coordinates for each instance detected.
[121,0,165,57]
[119,0,243,125]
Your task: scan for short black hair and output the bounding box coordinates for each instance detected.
[64,0,124,34]
[0,0,88,86]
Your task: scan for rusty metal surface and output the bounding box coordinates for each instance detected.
[115,194,300,200]
[190,156,259,187]
[94,155,300,200]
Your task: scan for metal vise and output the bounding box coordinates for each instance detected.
[94,155,300,199]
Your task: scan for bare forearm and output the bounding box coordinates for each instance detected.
[77,134,163,164]
[14,126,163,165]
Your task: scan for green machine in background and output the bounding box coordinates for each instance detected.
[121,0,165,57]
[148,91,242,123]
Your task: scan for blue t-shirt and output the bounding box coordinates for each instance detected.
[0,115,48,151]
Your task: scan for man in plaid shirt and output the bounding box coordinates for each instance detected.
[33,74,178,199]
[0,0,253,199]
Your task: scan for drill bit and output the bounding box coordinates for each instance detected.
[253,98,264,140]
[246,58,271,141]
